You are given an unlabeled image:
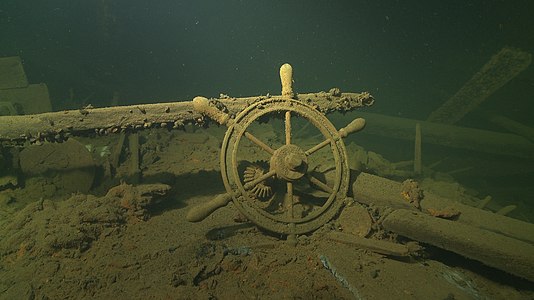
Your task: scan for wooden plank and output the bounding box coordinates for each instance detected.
[0,56,29,90]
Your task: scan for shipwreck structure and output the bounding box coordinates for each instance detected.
[0,61,533,284]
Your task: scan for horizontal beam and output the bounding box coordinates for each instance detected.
[0,91,374,143]
[337,111,534,160]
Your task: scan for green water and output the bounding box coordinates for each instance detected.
[1,1,531,112]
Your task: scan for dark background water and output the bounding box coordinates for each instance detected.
[1,0,533,215]
[1,0,533,118]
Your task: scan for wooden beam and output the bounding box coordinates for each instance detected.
[486,112,534,143]
[352,172,534,245]
[0,91,374,143]
[340,111,534,160]
[382,209,534,282]
[427,47,531,124]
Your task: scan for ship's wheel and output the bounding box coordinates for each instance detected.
[186,64,366,240]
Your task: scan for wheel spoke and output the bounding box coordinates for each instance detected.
[285,111,292,145]
[244,131,275,155]
[286,182,294,218]
[305,138,331,156]
[243,169,276,190]
[307,174,333,193]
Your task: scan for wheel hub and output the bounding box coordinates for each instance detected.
[270,144,308,181]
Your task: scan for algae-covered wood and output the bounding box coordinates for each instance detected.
[0,91,374,142]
